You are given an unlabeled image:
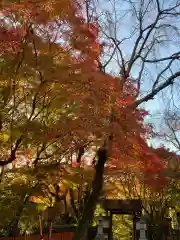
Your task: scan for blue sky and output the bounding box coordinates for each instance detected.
[95,0,180,150]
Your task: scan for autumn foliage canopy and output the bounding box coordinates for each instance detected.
[0,0,167,191]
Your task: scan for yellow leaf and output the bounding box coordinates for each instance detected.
[0,132,9,142]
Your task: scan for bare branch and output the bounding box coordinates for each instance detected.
[134,71,180,107]
[152,58,175,90]
[110,37,126,74]
[155,0,161,13]
[144,52,180,63]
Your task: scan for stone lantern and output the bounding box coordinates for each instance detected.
[136,216,147,240]
[95,215,110,240]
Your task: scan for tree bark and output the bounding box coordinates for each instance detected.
[8,183,39,237]
[72,147,108,240]
[0,136,22,166]
[8,198,28,237]
[0,165,4,183]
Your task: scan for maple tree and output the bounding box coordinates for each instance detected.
[103,148,179,239]
[0,0,179,239]
[0,147,177,238]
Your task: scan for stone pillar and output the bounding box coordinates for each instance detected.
[136,216,147,240]
[95,215,110,240]
[133,215,140,240]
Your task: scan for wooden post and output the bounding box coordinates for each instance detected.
[109,211,113,240]
[48,221,52,240]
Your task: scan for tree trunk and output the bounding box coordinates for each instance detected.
[8,183,39,237]
[8,196,29,237]
[8,218,20,237]
[0,166,4,183]
[72,147,108,240]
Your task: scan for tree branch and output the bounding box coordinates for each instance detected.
[0,136,23,166]
[144,52,180,63]
[134,71,180,107]
[152,58,175,90]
